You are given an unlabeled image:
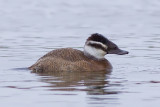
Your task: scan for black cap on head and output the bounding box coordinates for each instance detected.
[87,33,108,44]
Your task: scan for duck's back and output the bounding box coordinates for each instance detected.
[40,48,87,61]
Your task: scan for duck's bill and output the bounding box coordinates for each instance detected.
[108,48,129,55]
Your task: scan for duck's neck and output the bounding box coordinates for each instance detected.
[83,45,105,60]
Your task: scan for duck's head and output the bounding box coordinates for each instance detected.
[84,33,129,60]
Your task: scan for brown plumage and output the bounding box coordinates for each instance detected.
[29,48,112,73]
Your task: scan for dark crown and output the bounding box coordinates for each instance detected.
[87,33,108,44]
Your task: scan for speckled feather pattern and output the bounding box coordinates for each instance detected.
[29,48,112,72]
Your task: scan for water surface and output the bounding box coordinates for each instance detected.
[0,0,160,107]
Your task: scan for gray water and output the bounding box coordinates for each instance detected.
[0,0,160,107]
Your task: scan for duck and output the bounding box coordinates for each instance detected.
[29,33,128,73]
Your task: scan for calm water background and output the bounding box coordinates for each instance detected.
[0,0,160,107]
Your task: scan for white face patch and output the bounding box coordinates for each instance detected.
[84,44,107,60]
[87,41,108,49]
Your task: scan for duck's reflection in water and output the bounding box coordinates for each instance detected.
[35,70,122,96]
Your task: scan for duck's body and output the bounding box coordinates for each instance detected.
[29,33,128,73]
[29,48,112,72]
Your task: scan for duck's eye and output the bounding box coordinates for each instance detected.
[113,47,117,49]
